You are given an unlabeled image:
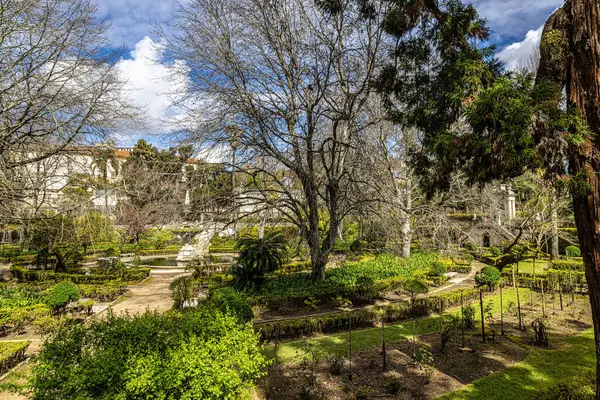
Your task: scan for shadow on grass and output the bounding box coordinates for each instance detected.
[439,329,596,400]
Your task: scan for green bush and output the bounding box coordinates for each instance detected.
[11,265,150,284]
[28,307,268,400]
[170,276,194,310]
[475,266,501,289]
[463,254,474,264]
[463,242,477,251]
[490,247,501,257]
[429,261,448,277]
[0,341,30,375]
[45,282,80,312]
[210,287,254,323]
[565,245,581,257]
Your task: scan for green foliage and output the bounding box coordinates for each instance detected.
[144,229,174,250]
[429,261,448,277]
[0,341,29,375]
[475,266,501,289]
[44,282,79,312]
[230,232,287,288]
[565,245,581,257]
[403,278,428,301]
[462,304,476,329]
[210,287,254,323]
[244,253,437,309]
[11,265,150,284]
[170,276,194,310]
[490,247,501,257]
[28,307,268,400]
[463,242,477,251]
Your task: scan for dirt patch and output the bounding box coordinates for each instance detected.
[256,294,593,400]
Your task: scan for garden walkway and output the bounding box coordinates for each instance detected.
[98,271,187,316]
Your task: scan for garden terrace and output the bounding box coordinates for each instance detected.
[239,253,458,311]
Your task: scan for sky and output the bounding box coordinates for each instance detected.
[104,0,565,150]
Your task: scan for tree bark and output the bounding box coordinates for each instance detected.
[401,180,412,258]
[537,1,600,395]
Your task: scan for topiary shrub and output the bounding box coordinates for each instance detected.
[475,266,501,290]
[45,282,79,313]
[565,245,581,257]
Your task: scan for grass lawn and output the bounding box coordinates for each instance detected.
[439,329,596,400]
[513,259,551,276]
[265,289,525,364]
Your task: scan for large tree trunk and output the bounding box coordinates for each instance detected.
[551,193,559,259]
[568,1,600,396]
[538,1,600,395]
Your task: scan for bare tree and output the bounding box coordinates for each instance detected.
[0,0,134,223]
[163,0,391,279]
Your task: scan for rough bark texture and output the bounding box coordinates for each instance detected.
[538,1,600,395]
[568,1,600,396]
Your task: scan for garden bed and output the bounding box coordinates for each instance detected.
[0,341,30,376]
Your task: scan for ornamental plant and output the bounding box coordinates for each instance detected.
[27,307,268,400]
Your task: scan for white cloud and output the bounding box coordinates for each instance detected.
[115,36,189,136]
[497,26,543,70]
[467,0,561,44]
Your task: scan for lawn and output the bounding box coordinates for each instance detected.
[513,259,551,276]
[265,288,525,364]
[439,329,596,400]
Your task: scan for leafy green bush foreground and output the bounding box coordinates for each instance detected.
[26,307,269,400]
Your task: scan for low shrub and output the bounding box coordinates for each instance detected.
[210,287,254,323]
[565,245,581,257]
[463,242,477,251]
[0,341,30,375]
[11,265,150,284]
[255,288,479,341]
[78,282,127,301]
[552,259,584,271]
[170,276,194,310]
[45,282,79,313]
[490,247,501,257]
[33,316,59,334]
[28,307,269,400]
[428,261,448,277]
[0,304,51,334]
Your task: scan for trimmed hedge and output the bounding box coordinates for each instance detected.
[78,282,127,301]
[254,288,480,341]
[551,259,584,271]
[0,341,30,375]
[0,305,51,335]
[208,246,237,254]
[10,266,150,284]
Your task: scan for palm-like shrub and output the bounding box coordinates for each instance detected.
[229,232,287,289]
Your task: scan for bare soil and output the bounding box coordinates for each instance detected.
[256,293,593,400]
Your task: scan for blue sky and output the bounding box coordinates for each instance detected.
[104,0,564,148]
